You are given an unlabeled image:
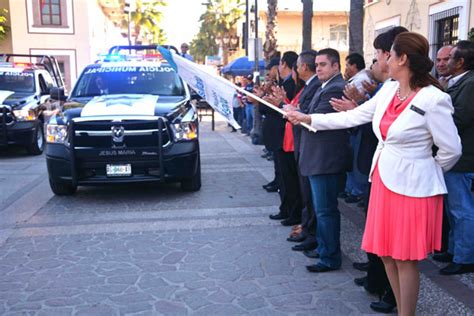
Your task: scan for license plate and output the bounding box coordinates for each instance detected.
[106,164,132,177]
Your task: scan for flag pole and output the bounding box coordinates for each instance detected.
[233,84,317,133]
[171,53,317,133]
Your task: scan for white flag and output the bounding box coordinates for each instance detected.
[173,54,240,129]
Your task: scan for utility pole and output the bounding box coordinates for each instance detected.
[124,0,135,46]
[245,0,249,56]
[253,0,259,82]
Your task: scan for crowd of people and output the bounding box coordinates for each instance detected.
[230,28,473,315]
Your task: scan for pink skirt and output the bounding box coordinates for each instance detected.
[361,165,443,261]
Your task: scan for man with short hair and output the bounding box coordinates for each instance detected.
[180,43,194,61]
[344,53,371,93]
[286,50,321,252]
[440,40,474,275]
[436,45,453,89]
[294,48,352,272]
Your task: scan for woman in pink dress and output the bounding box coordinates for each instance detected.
[286,32,462,315]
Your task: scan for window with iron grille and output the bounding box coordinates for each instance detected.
[40,0,61,26]
[429,7,460,61]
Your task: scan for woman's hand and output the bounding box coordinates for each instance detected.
[271,86,287,105]
[330,96,357,112]
[285,109,311,125]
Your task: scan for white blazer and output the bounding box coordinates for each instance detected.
[310,81,462,197]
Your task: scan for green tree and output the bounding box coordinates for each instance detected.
[0,9,10,42]
[121,0,167,45]
[191,0,244,64]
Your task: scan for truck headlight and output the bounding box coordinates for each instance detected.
[172,121,197,141]
[46,124,68,144]
[12,109,36,121]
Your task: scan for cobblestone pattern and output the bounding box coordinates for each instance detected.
[0,121,472,315]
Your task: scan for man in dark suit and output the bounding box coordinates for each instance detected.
[287,51,321,252]
[262,51,299,223]
[440,40,474,275]
[289,48,352,272]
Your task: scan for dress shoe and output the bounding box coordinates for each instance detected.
[292,240,317,251]
[264,184,278,192]
[287,233,306,243]
[262,180,276,189]
[345,194,362,203]
[370,300,396,314]
[281,219,300,226]
[354,276,367,287]
[303,249,320,258]
[338,192,349,199]
[306,263,337,273]
[439,262,474,275]
[357,200,366,208]
[352,261,369,272]
[432,252,454,263]
[269,213,287,220]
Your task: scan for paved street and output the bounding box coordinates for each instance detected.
[0,118,473,315]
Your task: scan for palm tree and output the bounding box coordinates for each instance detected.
[0,9,10,42]
[263,0,278,61]
[191,0,244,64]
[301,0,313,51]
[122,0,167,45]
[348,0,364,54]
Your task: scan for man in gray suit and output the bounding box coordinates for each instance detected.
[295,48,352,272]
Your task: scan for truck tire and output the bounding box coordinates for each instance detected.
[181,158,201,192]
[49,179,77,196]
[26,124,45,155]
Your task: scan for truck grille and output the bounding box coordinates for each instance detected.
[72,118,171,149]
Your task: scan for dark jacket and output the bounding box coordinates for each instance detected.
[293,76,322,161]
[446,70,474,172]
[298,74,352,176]
[357,82,384,175]
[261,76,296,151]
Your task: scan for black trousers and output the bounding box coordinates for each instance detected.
[276,149,302,222]
[364,184,392,297]
[297,164,316,237]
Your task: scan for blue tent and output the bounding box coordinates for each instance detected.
[221,56,265,76]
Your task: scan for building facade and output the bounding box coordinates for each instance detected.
[231,0,349,67]
[0,0,126,91]
[261,9,349,59]
[364,0,474,64]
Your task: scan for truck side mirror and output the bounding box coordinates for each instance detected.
[49,87,67,101]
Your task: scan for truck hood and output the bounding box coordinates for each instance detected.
[0,91,38,109]
[60,94,188,123]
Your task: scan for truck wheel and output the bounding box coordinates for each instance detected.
[49,179,77,196]
[26,124,45,155]
[181,158,201,192]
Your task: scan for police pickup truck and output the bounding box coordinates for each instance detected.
[0,54,64,154]
[46,45,201,195]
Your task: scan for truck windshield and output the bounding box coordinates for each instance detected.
[0,71,35,93]
[71,65,185,97]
